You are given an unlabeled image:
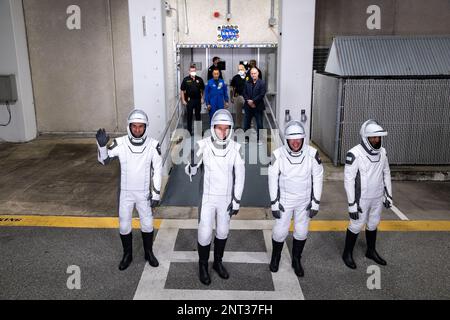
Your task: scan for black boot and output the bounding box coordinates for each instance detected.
[119,233,133,271]
[213,238,229,279]
[292,238,306,277]
[198,242,211,285]
[342,229,358,269]
[365,229,387,266]
[269,239,284,272]
[142,231,159,267]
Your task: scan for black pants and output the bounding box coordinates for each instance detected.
[244,107,263,141]
[186,98,201,135]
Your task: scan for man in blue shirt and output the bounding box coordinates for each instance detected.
[205,68,229,123]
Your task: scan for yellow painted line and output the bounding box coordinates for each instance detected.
[0,215,161,230]
[293,220,450,232]
[0,215,449,231]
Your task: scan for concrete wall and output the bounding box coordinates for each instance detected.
[23,0,133,133]
[0,0,37,142]
[173,0,279,44]
[163,0,280,118]
[315,0,450,47]
[12,0,449,136]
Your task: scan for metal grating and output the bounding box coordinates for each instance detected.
[338,79,450,165]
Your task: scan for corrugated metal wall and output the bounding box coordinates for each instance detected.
[313,75,450,165]
[340,78,450,165]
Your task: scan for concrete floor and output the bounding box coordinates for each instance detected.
[1,223,449,300]
[0,136,449,300]
[1,136,449,219]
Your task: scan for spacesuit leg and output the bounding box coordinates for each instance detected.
[198,199,215,247]
[291,201,310,277]
[118,190,134,270]
[365,197,386,265]
[135,192,158,267]
[118,190,134,235]
[270,207,293,272]
[213,199,230,279]
[197,198,214,285]
[272,207,293,243]
[348,198,370,235]
[343,198,369,269]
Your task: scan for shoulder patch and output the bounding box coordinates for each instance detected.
[345,152,355,165]
[315,151,322,165]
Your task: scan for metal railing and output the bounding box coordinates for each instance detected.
[263,95,284,147]
[159,99,182,166]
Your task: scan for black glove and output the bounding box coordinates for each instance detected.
[227,200,239,217]
[348,204,362,220]
[150,200,160,208]
[271,202,284,219]
[96,128,109,147]
[306,201,319,219]
[383,196,393,209]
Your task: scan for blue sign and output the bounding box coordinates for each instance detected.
[217,25,240,42]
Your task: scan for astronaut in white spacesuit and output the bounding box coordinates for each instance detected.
[342,119,392,269]
[185,109,245,285]
[96,109,162,271]
[268,120,323,277]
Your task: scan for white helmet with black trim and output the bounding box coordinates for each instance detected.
[210,109,234,146]
[360,119,387,154]
[284,120,306,156]
[127,109,149,145]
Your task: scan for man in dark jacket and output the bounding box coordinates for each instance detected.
[243,68,266,144]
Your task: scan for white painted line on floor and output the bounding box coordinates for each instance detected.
[263,230,304,300]
[391,205,409,221]
[133,227,177,300]
[134,220,304,300]
[171,251,269,264]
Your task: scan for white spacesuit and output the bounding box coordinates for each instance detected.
[342,119,392,269]
[268,120,323,277]
[185,109,245,285]
[96,109,162,271]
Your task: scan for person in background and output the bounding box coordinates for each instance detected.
[204,68,229,123]
[207,56,223,80]
[230,63,247,129]
[243,67,266,145]
[181,64,205,136]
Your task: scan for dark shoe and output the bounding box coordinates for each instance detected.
[198,243,211,285]
[365,229,387,266]
[292,238,306,277]
[142,231,159,267]
[119,233,133,271]
[199,261,211,285]
[342,229,358,269]
[213,238,229,279]
[269,239,284,272]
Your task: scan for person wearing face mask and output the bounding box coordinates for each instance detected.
[268,120,323,277]
[342,120,392,270]
[96,109,162,271]
[230,63,247,129]
[181,64,205,136]
[184,109,245,285]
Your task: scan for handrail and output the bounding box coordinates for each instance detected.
[264,95,284,146]
[159,99,182,166]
